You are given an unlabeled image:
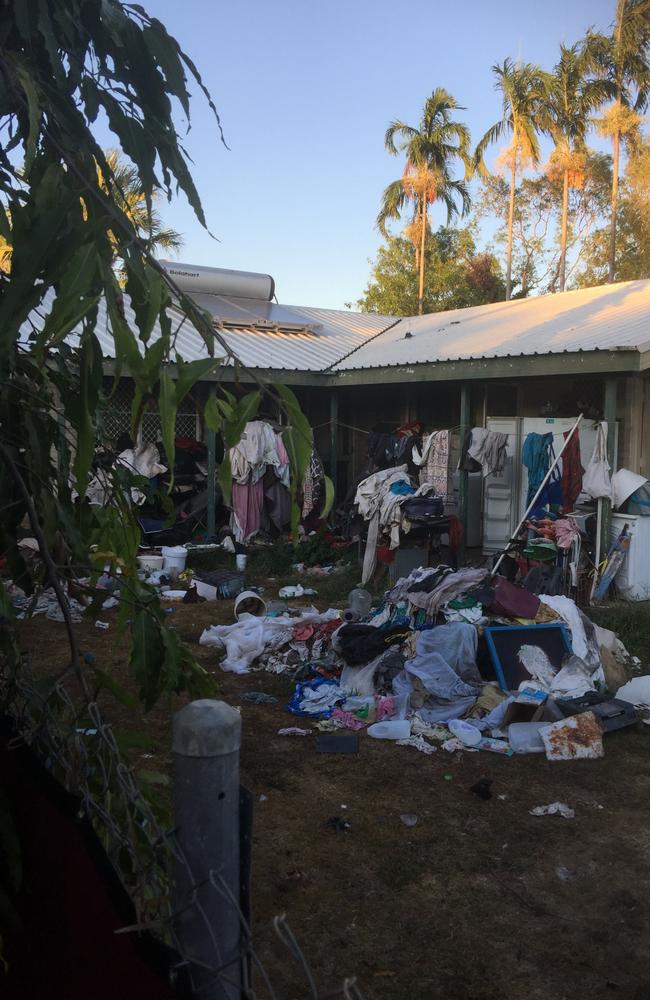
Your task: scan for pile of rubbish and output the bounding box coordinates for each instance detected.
[200,564,648,761]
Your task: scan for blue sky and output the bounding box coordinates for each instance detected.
[119,0,617,308]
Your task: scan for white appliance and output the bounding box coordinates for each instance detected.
[610,513,650,600]
[482,417,618,554]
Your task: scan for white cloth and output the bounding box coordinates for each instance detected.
[355,465,410,584]
[199,608,340,674]
[230,421,281,485]
[116,445,167,504]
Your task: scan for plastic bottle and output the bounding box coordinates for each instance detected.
[347,588,372,619]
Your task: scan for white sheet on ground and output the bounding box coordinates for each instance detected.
[199,608,340,674]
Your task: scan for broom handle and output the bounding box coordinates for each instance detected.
[491,413,584,577]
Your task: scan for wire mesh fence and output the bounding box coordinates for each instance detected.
[1,662,364,998]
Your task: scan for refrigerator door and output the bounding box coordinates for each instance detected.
[483,418,521,554]
[610,513,650,600]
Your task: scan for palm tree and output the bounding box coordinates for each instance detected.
[475,59,548,299]
[377,88,472,315]
[100,150,183,263]
[543,44,614,291]
[587,0,650,282]
[0,151,183,276]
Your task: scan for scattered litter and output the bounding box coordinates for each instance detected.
[498,794,508,800]
[277,727,311,737]
[616,675,650,708]
[470,778,493,800]
[530,802,575,819]
[259,794,268,802]
[443,774,453,781]
[396,735,437,754]
[240,691,278,704]
[94,620,110,630]
[160,589,186,600]
[399,814,418,827]
[279,584,318,598]
[556,866,577,881]
[101,596,119,610]
[448,719,482,747]
[325,816,351,832]
[541,711,604,761]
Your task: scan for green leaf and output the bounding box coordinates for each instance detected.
[322,475,335,518]
[217,451,232,507]
[15,64,41,174]
[175,357,221,406]
[93,669,137,710]
[223,390,261,448]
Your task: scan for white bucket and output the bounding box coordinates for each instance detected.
[162,545,188,577]
[137,553,164,572]
[234,590,267,620]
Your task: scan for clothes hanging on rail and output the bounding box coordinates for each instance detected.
[413,429,450,496]
[522,432,554,507]
[467,429,509,478]
[561,430,583,513]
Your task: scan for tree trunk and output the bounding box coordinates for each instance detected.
[559,167,569,292]
[505,153,516,300]
[608,125,621,283]
[418,198,427,315]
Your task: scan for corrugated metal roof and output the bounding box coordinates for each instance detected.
[22,288,395,373]
[334,280,650,370]
[21,278,650,377]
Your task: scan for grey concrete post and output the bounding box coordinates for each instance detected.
[172,700,242,999]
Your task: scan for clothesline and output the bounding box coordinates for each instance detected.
[311,420,464,436]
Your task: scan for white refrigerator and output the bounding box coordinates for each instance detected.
[482,417,617,554]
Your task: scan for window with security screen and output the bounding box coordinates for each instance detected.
[100,378,199,446]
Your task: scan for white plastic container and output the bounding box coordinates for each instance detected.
[236,553,247,571]
[137,553,164,572]
[162,545,188,577]
[448,719,483,747]
[233,590,267,620]
[507,721,549,754]
[367,720,411,740]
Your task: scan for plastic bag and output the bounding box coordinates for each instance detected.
[582,422,612,500]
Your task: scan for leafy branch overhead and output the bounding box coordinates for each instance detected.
[0,0,233,712]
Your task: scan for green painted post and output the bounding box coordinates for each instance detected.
[329,390,338,503]
[207,385,216,539]
[458,383,470,564]
[601,377,618,561]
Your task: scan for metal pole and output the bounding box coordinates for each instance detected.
[173,700,242,999]
[458,383,470,565]
[329,390,338,503]
[491,412,584,577]
[601,378,618,562]
[207,385,217,539]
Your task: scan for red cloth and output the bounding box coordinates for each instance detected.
[561,431,583,513]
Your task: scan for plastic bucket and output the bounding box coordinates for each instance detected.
[137,553,164,572]
[234,590,267,620]
[162,545,188,577]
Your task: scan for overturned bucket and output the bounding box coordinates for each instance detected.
[234,590,267,620]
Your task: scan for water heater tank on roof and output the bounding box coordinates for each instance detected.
[160,261,275,301]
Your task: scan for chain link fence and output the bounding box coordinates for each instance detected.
[1,662,364,998]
